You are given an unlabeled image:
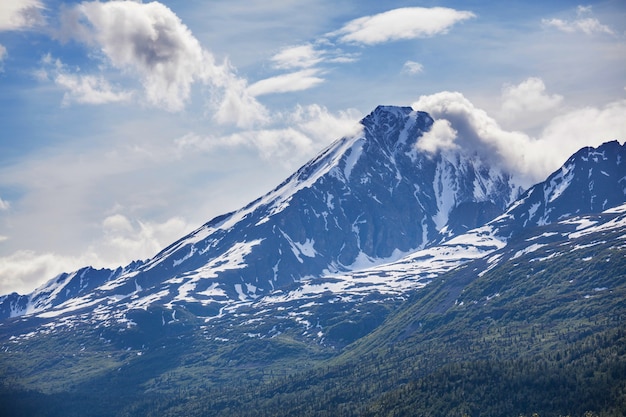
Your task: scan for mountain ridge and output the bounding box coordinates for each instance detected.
[0,105,523,320]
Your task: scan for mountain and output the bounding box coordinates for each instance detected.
[0,105,624,417]
[490,139,626,237]
[0,105,521,321]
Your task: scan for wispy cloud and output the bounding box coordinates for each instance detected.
[0,0,44,31]
[331,7,475,45]
[0,197,9,211]
[38,54,133,106]
[248,69,325,96]
[176,104,361,164]
[402,60,424,75]
[0,44,6,69]
[261,6,472,94]
[542,5,614,35]
[271,44,324,69]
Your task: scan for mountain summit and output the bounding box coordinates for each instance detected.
[1,105,521,319]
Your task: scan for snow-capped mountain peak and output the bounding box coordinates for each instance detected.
[0,106,523,320]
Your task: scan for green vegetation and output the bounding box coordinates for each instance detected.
[1,224,625,416]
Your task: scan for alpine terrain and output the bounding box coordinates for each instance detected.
[0,106,624,417]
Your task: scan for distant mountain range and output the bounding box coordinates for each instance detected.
[1,106,624,417]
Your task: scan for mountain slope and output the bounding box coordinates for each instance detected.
[2,204,624,417]
[492,140,626,237]
[0,105,624,416]
[0,105,521,320]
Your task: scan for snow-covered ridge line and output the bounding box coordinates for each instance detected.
[1,115,623,328]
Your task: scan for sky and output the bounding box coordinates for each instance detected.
[0,0,625,295]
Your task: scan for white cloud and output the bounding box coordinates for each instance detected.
[0,197,9,211]
[542,6,614,35]
[333,7,475,45]
[0,214,192,294]
[413,91,538,182]
[539,100,626,156]
[58,1,267,126]
[501,77,563,115]
[416,119,457,153]
[72,1,216,111]
[37,54,133,106]
[0,250,101,295]
[100,214,192,264]
[413,91,626,186]
[271,44,324,69]
[0,44,6,63]
[542,17,614,35]
[212,70,270,128]
[248,69,325,96]
[0,0,44,31]
[288,104,362,144]
[177,104,361,165]
[0,214,192,295]
[56,72,133,106]
[499,77,564,130]
[402,60,424,75]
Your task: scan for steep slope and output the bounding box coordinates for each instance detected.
[0,105,520,320]
[2,203,625,417]
[202,205,625,417]
[492,140,626,237]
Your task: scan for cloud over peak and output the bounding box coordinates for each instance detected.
[413,89,626,187]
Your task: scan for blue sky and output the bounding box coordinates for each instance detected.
[0,0,625,294]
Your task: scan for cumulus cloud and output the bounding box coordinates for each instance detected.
[417,119,457,153]
[501,77,563,114]
[542,5,614,35]
[248,69,325,96]
[499,77,563,130]
[413,91,626,186]
[332,7,475,45]
[0,0,44,31]
[539,100,626,156]
[212,71,270,128]
[56,1,267,126]
[72,1,217,111]
[289,104,362,143]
